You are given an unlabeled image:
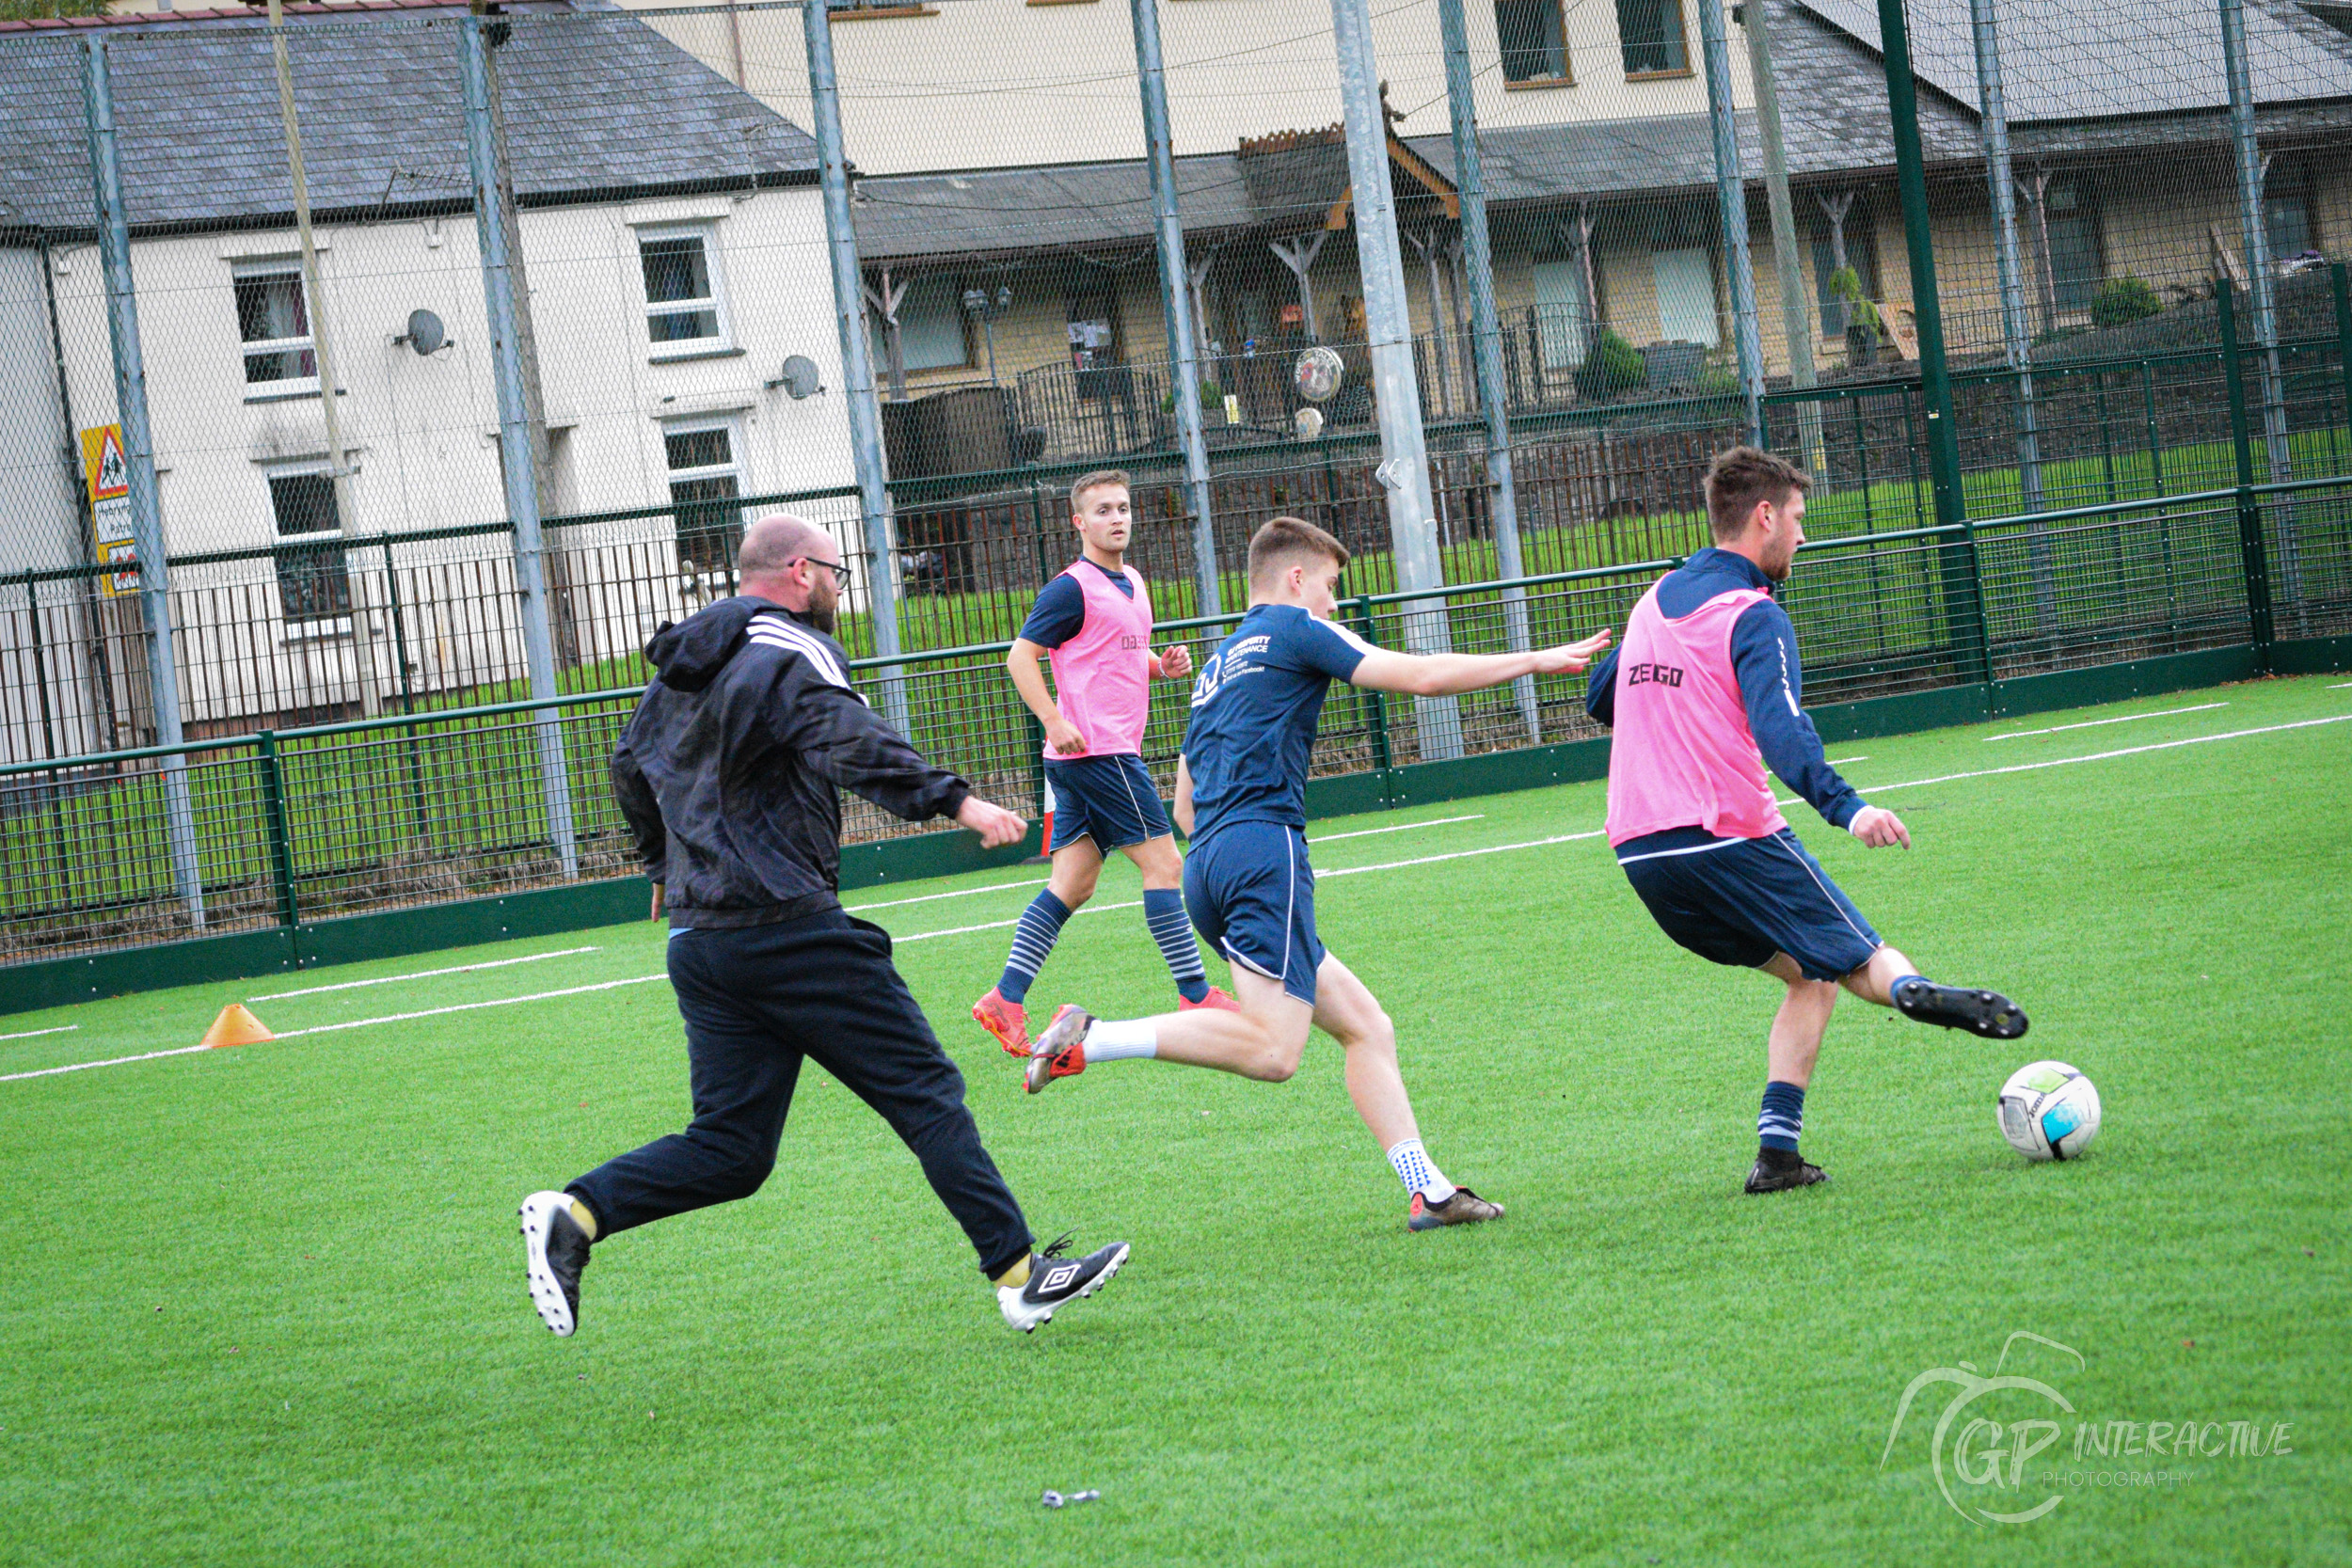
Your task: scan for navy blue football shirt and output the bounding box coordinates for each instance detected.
[1182,603,1374,841]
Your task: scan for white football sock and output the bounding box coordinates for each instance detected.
[1386,1138,1457,1202]
[1083,1017,1158,1063]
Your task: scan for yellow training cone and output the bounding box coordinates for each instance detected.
[201,1004,275,1049]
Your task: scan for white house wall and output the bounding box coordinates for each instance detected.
[24,184,850,736]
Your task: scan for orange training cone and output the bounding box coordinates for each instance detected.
[201,1004,275,1049]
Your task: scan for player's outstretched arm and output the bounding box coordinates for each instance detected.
[1348,629,1612,698]
[1156,642,1192,681]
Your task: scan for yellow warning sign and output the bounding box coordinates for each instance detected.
[79,424,137,598]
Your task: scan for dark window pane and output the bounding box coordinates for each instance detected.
[270,473,340,535]
[1497,0,1567,82]
[664,429,734,471]
[649,308,722,343]
[2265,193,2312,260]
[244,345,319,385]
[270,474,349,620]
[1617,0,1686,73]
[671,473,742,575]
[235,271,308,343]
[641,236,712,305]
[2043,182,2101,312]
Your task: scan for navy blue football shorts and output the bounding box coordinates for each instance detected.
[1183,820,1325,1006]
[1617,826,1883,982]
[1044,753,1170,853]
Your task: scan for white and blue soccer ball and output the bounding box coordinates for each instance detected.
[1998,1060,2103,1162]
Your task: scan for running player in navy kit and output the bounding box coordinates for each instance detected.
[1018,517,1611,1229]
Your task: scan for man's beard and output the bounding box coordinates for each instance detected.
[805,584,838,635]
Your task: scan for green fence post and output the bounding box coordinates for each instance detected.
[1349,594,1394,782]
[2217,285,2275,657]
[257,730,300,931]
[2333,262,2352,458]
[1875,0,1988,689]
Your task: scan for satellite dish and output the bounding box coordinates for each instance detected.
[1294,345,1343,403]
[776,354,824,400]
[397,309,447,356]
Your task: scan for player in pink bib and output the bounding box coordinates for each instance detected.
[973,470,1238,1055]
[1587,448,2029,1196]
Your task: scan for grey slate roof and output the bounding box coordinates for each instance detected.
[0,2,816,235]
[850,155,1263,262]
[1792,0,2352,123]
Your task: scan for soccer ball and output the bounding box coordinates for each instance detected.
[1997,1060,2102,1162]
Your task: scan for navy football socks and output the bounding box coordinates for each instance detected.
[1144,888,1210,1004]
[997,890,1071,1005]
[1757,1080,1806,1154]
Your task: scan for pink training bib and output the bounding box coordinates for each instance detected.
[1045,562,1154,758]
[1604,578,1789,846]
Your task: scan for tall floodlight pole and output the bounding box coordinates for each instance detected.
[1744,0,1823,471]
[1876,0,1986,683]
[2219,0,2300,609]
[1331,0,1462,760]
[1130,0,1221,617]
[459,15,577,878]
[85,37,205,927]
[267,0,379,715]
[805,0,914,730]
[1697,0,1765,446]
[1968,0,2053,632]
[1437,0,1536,741]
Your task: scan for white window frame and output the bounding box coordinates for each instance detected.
[262,458,354,634]
[662,414,753,578]
[233,257,320,401]
[637,224,734,361]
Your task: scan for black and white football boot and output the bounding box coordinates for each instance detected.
[1892,977,2029,1040]
[1744,1148,1830,1195]
[997,1232,1129,1333]
[519,1190,593,1337]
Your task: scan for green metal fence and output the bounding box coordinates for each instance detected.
[7,452,2350,973]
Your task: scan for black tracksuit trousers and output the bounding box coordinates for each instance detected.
[566,908,1032,1279]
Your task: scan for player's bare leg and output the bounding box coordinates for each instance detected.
[1748,951,1836,1194]
[1025,953,1499,1228]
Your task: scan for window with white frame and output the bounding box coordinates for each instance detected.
[267,467,351,623]
[664,417,749,577]
[234,260,318,393]
[639,226,730,354]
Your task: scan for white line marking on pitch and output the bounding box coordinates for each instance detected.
[16,711,2350,1085]
[1867,714,2352,793]
[848,878,1047,912]
[896,898,1145,945]
[250,946,601,1001]
[1311,814,1484,843]
[267,974,673,1038]
[0,1043,211,1082]
[2330,680,2352,689]
[0,1024,78,1042]
[1826,755,1868,766]
[1984,702,2227,741]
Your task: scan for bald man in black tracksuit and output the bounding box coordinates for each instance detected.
[518,515,1129,1337]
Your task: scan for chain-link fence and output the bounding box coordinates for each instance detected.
[2,0,2349,968]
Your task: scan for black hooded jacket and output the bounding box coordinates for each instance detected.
[611,595,972,928]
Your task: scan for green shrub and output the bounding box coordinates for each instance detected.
[1693,364,1741,397]
[1574,329,1645,400]
[1829,266,1882,345]
[2089,276,2163,329]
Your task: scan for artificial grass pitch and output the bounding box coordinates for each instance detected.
[1,674,2346,1566]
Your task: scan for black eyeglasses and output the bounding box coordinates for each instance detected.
[790,556,854,589]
